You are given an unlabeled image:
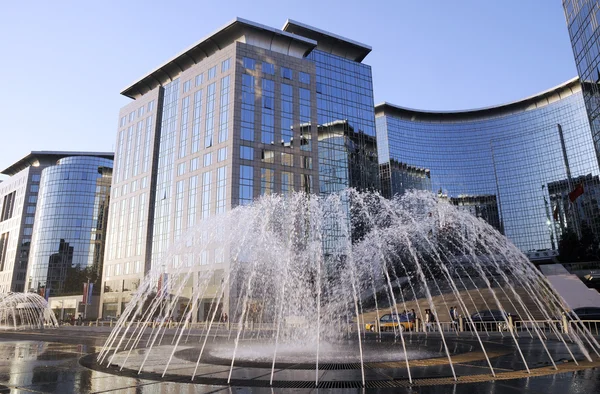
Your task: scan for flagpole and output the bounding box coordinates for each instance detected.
[557,123,582,239]
[84,279,89,320]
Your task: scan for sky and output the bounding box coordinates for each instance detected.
[0,0,576,180]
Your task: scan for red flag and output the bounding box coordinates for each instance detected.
[569,183,584,202]
[82,283,88,304]
[553,205,559,221]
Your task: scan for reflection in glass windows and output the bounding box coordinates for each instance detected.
[261,79,275,144]
[376,80,600,254]
[219,75,230,143]
[205,82,216,148]
[27,156,113,297]
[281,83,293,146]
[239,165,253,205]
[241,74,255,142]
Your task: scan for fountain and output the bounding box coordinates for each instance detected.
[0,292,58,330]
[94,190,600,388]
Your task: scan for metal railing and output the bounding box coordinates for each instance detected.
[61,318,600,337]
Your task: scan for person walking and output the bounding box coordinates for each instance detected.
[450,307,458,331]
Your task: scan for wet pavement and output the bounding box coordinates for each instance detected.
[0,328,599,393]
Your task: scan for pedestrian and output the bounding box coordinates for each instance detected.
[450,307,458,331]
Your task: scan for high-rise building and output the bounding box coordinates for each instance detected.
[375,78,600,256]
[563,1,600,166]
[0,152,113,294]
[101,18,377,318]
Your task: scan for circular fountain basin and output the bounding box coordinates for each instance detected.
[173,337,473,368]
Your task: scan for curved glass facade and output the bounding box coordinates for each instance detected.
[27,156,113,296]
[377,79,600,256]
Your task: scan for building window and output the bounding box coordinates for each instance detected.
[282,172,294,194]
[148,100,155,112]
[0,232,8,271]
[261,79,275,144]
[299,72,310,84]
[281,152,293,167]
[192,89,203,153]
[177,162,186,176]
[241,74,255,142]
[179,96,191,158]
[205,83,216,147]
[217,147,227,162]
[142,115,153,173]
[188,176,198,228]
[218,75,230,143]
[281,67,292,80]
[190,157,199,171]
[221,58,230,72]
[202,171,212,219]
[262,62,275,75]
[183,79,191,93]
[300,156,312,169]
[129,111,135,122]
[261,149,274,163]
[243,57,255,70]
[240,146,254,160]
[195,73,203,87]
[204,152,213,167]
[301,174,313,194]
[1,192,15,221]
[281,83,293,146]
[261,168,274,196]
[208,66,217,80]
[138,106,145,117]
[174,180,184,239]
[239,165,253,205]
[216,166,227,214]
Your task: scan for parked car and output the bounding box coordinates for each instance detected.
[467,309,519,331]
[365,313,414,332]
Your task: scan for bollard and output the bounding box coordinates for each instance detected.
[508,315,513,332]
[459,316,464,332]
[562,312,569,334]
[415,318,420,332]
[110,319,113,328]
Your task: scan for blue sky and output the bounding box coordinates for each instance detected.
[0,1,575,179]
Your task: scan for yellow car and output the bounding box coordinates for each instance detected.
[365,313,414,332]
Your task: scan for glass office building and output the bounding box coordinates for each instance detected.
[376,78,600,258]
[27,156,113,297]
[102,18,377,318]
[0,152,113,293]
[563,1,600,164]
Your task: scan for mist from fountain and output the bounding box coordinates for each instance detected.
[98,190,600,386]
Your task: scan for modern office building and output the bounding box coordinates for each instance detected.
[101,18,377,318]
[376,77,600,257]
[26,156,113,300]
[563,0,600,165]
[0,152,113,295]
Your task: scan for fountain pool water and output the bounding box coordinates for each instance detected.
[97,190,600,387]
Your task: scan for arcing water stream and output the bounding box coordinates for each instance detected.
[98,190,599,386]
